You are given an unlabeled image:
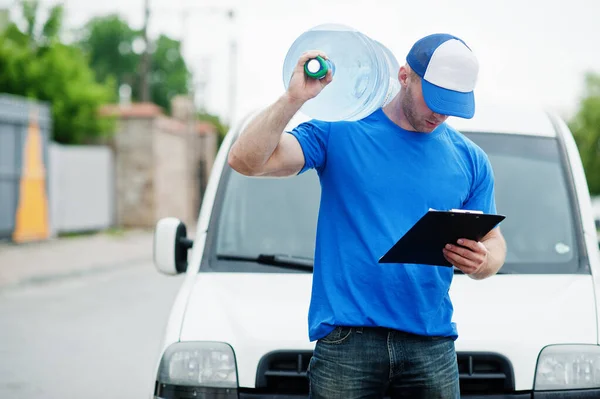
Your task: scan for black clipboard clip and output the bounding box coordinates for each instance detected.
[378,208,506,267]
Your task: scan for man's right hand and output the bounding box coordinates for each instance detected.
[229,51,332,177]
[286,50,334,105]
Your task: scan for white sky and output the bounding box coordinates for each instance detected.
[12,0,600,124]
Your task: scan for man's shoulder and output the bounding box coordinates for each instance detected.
[443,122,471,143]
[294,108,383,131]
[292,118,331,131]
[442,123,494,179]
[443,123,488,157]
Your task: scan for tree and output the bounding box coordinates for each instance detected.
[0,1,115,144]
[569,72,600,196]
[76,14,139,89]
[150,35,190,112]
[77,15,190,113]
[20,0,62,45]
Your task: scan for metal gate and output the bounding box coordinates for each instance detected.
[0,94,51,242]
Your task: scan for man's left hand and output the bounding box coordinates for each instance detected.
[443,238,488,276]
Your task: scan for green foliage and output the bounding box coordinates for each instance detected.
[41,4,63,44]
[0,2,224,145]
[77,15,190,114]
[569,72,600,195]
[0,2,116,144]
[150,35,190,112]
[77,14,139,88]
[21,0,37,39]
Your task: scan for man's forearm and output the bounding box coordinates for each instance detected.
[228,94,304,173]
[472,231,507,280]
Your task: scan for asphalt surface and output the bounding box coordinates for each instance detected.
[0,262,185,399]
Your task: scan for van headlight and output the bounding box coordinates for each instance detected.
[534,344,600,390]
[157,342,238,388]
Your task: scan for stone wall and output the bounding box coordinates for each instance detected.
[112,114,155,228]
[101,100,217,229]
[153,116,193,226]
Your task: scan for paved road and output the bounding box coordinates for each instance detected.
[0,262,185,399]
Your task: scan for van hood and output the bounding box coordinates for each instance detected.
[179,273,597,389]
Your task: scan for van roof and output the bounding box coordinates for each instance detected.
[283,100,559,138]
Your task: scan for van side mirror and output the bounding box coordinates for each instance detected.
[153,218,194,275]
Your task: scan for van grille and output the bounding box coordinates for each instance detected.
[255,351,514,395]
[457,352,515,394]
[255,350,312,394]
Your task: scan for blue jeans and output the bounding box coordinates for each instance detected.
[307,326,460,399]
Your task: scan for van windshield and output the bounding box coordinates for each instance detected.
[206,132,583,274]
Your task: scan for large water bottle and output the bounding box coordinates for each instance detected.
[282,23,401,122]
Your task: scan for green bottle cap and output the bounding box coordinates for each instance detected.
[304,56,329,79]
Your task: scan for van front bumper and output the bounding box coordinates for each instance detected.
[533,389,600,398]
[445,391,600,399]
[156,389,600,399]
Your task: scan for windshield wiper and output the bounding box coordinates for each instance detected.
[216,253,314,272]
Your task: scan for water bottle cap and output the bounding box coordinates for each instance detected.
[304,56,329,79]
[306,59,322,74]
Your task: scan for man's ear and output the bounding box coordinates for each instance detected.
[398,65,410,88]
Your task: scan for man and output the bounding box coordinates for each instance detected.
[228,33,507,399]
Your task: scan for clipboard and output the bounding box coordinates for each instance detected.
[378,209,506,267]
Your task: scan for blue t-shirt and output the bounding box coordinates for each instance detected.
[288,108,497,342]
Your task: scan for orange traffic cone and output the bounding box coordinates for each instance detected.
[12,108,50,243]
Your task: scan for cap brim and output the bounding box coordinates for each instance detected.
[421,79,475,119]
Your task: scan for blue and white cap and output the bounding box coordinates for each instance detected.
[406,33,479,119]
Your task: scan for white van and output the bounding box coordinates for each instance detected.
[150,101,600,398]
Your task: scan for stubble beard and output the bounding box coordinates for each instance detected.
[401,86,432,133]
